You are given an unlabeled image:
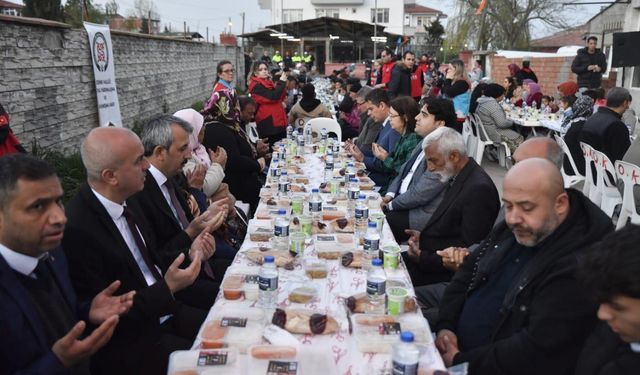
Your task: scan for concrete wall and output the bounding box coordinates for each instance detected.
[0,15,244,153]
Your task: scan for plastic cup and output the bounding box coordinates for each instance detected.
[299,215,313,237]
[387,286,408,316]
[369,213,385,237]
[289,232,306,256]
[291,196,303,215]
[382,245,401,270]
[329,179,340,195]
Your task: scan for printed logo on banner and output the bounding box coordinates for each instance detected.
[92,32,109,72]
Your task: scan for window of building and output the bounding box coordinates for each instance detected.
[632,66,640,88]
[283,9,303,23]
[316,8,339,18]
[371,8,389,23]
[1,8,18,16]
[416,16,432,27]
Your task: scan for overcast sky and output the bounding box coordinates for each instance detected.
[88,0,603,42]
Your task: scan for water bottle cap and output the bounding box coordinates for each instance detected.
[368,222,377,228]
[350,178,359,183]
[281,171,288,175]
[312,188,319,193]
[358,194,366,199]
[264,255,275,263]
[372,258,382,266]
[278,208,286,215]
[400,331,415,342]
[348,162,354,166]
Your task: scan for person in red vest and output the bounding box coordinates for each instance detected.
[0,102,25,157]
[375,48,395,90]
[411,56,426,102]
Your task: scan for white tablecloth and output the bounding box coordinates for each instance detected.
[189,148,445,375]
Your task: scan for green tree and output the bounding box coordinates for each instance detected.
[22,0,64,22]
[64,0,106,27]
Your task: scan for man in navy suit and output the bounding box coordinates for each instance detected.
[0,154,135,374]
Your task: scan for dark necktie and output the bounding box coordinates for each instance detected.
[122,206,163,281]
[165,181,191,229]
[164,181,215,279]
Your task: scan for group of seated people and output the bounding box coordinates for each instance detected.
[2,57,640,375]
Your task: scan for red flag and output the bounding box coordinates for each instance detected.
[476,0,488,15]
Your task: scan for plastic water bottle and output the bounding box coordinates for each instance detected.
[363,221,380,261]
[532,100,537,110]
[273,208,290,250]
[305,123,313,144]
[259,255,279,308]
[297,134,305,149]
[278,171,290,198]
[309,188,323,220]
[355,194,369,239]
[286,125,293,141]
[320,127,328,141]
[366,258,386,314]
[345,162,356,183]
[347,178,360,213]
[270,156,280,184]
[392,332,420,375]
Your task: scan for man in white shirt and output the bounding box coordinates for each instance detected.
[0,153,134,374]
[63,127,218,374]
[381,98,457,242]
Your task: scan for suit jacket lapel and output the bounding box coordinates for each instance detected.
[425,159,477,227]
[80,185,150,286]
[145,172,183,228]
[0,255,48,348]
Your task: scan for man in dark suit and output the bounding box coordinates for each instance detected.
[129,115,232,296]
[0,154,134,374]
[63,127,215,374]
[404,127,500,287]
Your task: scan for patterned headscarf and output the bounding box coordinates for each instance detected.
[561,96,593,130]
[203,81,241,129]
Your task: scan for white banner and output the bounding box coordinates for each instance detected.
[84,22,122,127]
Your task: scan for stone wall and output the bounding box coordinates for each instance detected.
[0,15,245,153]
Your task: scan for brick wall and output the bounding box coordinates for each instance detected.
[0,15,244,153]
[482,54,617,97]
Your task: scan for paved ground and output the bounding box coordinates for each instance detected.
[479,158,508,199]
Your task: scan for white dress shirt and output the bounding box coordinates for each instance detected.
[148,164,184,229]
[0,243,39,277]
[386,151,426,210]
[91,189,159,287]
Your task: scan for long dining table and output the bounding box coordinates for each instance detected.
[169,141,446,374]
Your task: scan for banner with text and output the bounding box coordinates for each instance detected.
[84,22,122,127]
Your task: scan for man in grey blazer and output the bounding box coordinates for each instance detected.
[382,98,458,242]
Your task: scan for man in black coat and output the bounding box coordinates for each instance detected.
[435,158,614,374]
[63,127,215,374]
[0,154,134,375]
[576,224,640,375]
[388,51,415,99]
[128,115,232,298]
[572,36,608,90]
[579,87,631,164]
[403,127,500,287]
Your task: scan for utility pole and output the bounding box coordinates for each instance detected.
[206,27,209,43]
[280,0,284,55]
[373,0,377,60]
[148,10,151,34]
[241,12,246,49]
[183,21,186,39]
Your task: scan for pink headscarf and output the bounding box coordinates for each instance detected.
[173,108,211,168]
[525,82,542,106]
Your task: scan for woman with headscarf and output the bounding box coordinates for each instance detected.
[204,61,266,212]
[175,108,226,199]
[562,95,594,175]
[0,102,25,157]
[287,83,332,128]
[524,80,543,108]
[508,63,521,79]
[475,83,524,153]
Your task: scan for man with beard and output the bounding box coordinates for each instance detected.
[403,127,500,287]
[435,158,614,374]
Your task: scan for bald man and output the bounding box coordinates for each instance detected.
[434,158,613,374]
[512,136,564,168]
[63,128,219,374]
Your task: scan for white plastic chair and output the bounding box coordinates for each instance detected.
[307,117,342,142]
[580,142,598,202]
[245,122,259,143]
[472,114,511,169]
[614,160,640,229]
[464,115,479,164]
[554,134,585,188]
[590,148,622,217]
